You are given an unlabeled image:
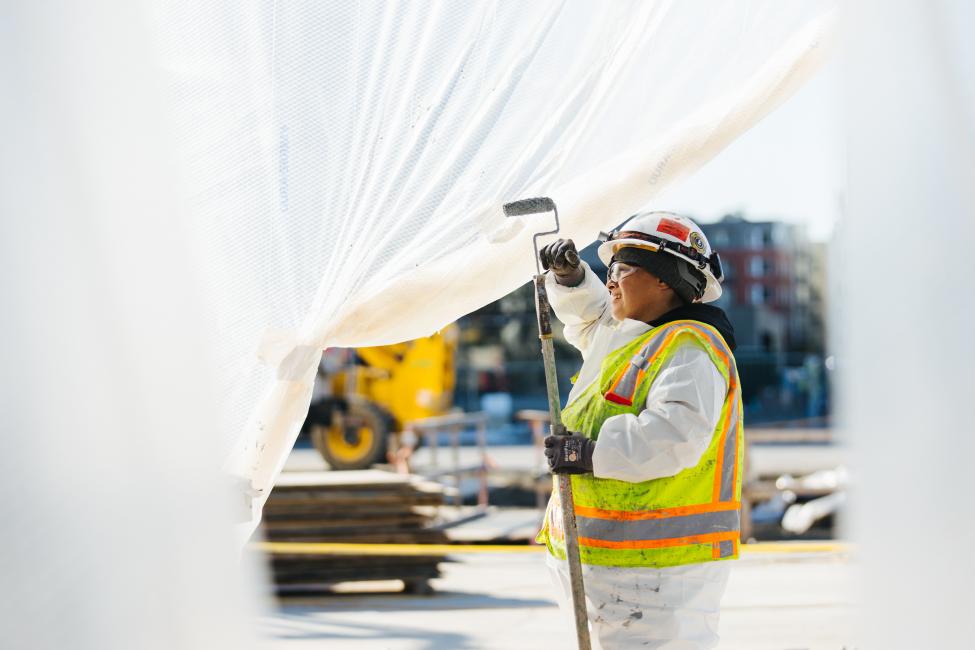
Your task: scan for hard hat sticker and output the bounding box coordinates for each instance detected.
[689,231,707,253]
[657,217,690,241]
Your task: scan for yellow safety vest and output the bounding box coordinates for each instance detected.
[537,320,744,568]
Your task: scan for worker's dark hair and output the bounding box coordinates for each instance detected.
[613,247,706,303]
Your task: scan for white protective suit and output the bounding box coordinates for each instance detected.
[545,263,732,650]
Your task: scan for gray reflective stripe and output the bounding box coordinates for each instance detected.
[718,540,735,558]
[610,368,640,402]
[634,322,686,363]
[577,508,740,543]
[719,397,740,502]
[630,352,649,371]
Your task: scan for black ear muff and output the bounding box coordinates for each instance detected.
[675,261,706,301]
[709,252,724,282]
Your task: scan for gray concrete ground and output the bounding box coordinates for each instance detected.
[272,447,854,649]
[259,548,855,650]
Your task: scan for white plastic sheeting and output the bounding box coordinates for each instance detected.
[0,5,837,643]
[142,2,834,536]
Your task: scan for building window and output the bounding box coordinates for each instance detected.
[750,283,765,305]
[749,256,765,277]
[749,228,764,248]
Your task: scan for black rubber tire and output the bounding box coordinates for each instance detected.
[402,578,434,596]
[310,397,392,470]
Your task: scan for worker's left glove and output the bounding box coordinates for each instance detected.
[544,433,595,475]
[539,239,584,287]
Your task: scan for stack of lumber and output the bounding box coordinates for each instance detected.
[261,470,449,594]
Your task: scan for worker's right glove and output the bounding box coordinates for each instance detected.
[544,433,595,475]
[539,239,584,287]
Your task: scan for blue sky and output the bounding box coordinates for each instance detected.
[654,60,843,242]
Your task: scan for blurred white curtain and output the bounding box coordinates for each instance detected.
[843,1,975,647]
[143,1,834,536]
[0,2,262,649]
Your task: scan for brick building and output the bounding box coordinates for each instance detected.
[701,213,825,355]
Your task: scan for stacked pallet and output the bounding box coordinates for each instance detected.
[261,470,449,594]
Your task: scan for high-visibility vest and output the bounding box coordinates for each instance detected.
[537,319,744,568]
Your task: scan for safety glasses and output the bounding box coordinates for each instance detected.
[607,261,642,284]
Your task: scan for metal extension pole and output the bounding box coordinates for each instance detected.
[535,275,592,650]
[505,196,591,650]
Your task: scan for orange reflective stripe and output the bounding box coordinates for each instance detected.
[730,417,741,502]
[683,324,734,503]
[712,378,734,502]
[579,530,738,551]
[712,542,721,560]
[713,382,734,495]
[575,500,739,521]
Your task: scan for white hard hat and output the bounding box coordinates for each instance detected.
[597,211,724,303]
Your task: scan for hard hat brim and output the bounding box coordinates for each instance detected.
[597,238,660,266]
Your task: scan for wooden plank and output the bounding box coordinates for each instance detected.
[273,469,414,488]
[264,512,429,526]
[265,493,444,508]
[264,516,429,532]
[260,467,450,593]
[266,530,449,545]
[264,505,440,521]
[272,470,447,493]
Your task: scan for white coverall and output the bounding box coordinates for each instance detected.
[545,263,731,650]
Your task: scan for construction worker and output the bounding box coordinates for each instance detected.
[536,212,742,650]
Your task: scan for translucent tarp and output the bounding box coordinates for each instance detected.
[141,1,834,536]
[3,2,838,646]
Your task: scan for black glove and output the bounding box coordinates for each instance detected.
[539,239,584,287]
[544,433,595,475]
